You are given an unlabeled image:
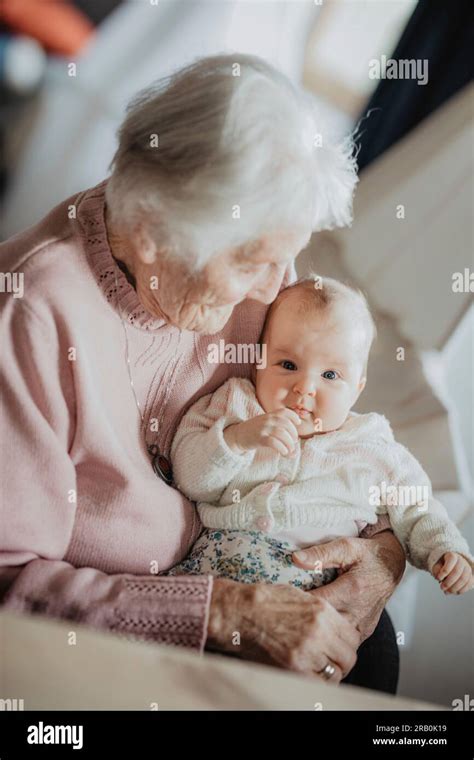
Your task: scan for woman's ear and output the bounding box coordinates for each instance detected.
[134,222,157,265]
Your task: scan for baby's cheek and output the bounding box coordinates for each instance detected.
[256,373,280,412]
[275,385,290,403]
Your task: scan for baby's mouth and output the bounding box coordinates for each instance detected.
[290,406,313,419]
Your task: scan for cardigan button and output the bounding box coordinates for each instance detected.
[275,474,289,484]
[255,516,273,532]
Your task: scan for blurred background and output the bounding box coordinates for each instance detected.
[0,0,472,707]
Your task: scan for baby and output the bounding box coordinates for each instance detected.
[166,277,473,594]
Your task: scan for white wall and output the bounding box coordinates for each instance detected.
[442,306,474,483]
[398,512,474,707]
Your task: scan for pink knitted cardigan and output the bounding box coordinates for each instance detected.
[0,180,388,652]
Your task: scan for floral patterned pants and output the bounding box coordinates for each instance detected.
[164,528,338,590]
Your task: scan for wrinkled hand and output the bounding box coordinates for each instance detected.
[224,409,302,456]
[206,578,359,682]
[432,552,474,595]
[292,531,406,643]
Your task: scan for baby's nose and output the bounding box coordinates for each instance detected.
[293,381,317,397]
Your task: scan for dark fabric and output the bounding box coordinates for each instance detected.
[356,0,474,172]
[342,609,399,694]
[72,0,124,26]
[113,255,137,290]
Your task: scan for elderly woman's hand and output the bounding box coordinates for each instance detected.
[205,578,359,682]
[293,531,406,643]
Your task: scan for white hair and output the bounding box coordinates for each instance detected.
[106,53,358,270]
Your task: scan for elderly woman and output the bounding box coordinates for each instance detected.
[0,54,404,692]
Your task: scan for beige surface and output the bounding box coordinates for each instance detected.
[296,85,474,493]
[0,611,444,711]
[338,84,473,352]
[297,234,459,491]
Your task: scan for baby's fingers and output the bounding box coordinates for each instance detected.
[276,426,298,454]
[440,561,465,592]
[277,412,302,446]
[437,552,458,581]
[279,408,303,429]
[445,567,473,595]
[266,434,293,457]
[432,560,444,580]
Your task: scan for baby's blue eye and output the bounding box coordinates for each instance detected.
[322,370,338,380]
[281,360,297,371]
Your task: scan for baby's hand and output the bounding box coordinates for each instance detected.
[224,409,301,456]
[432,552,473,595]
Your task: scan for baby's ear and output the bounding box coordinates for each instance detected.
[357,376,367,395]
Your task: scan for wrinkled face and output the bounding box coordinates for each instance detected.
[133,230,310,334]
[255,294,368,436]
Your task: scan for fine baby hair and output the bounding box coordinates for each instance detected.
[259,273,377,375]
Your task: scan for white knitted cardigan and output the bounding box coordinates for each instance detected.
[171,378,474,573]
